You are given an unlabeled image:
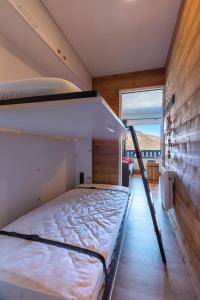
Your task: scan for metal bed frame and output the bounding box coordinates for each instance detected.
[0,91,131,300]
[102,192,132,300]
[0,90,98,106]
[0,190,132,300]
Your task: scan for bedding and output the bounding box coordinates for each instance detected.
[0,184,129,300]
[122,157,134,180]
[0,78,80,100]
[122,156,134,165]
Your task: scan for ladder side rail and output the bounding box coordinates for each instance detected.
[127,126,166,264]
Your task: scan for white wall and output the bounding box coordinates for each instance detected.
[0,33,74,228]
[74,139,92,186]
[0,132,75,228]
[0,31,92,228]
[0,33,78,228]
[0,34,48,81]
[0,34,78,229]
[0,0,92,89]
[0,30,94,229]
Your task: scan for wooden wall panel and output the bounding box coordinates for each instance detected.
[92,68,165,185]
[93,68,165,116]
[92,139,119,185]
[164,0,200,297]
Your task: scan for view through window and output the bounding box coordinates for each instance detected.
[125,124,161,160]
[122,89,162,163]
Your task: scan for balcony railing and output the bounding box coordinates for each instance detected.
[126,149,161,159]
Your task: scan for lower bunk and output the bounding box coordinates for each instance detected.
[0,184,131,300]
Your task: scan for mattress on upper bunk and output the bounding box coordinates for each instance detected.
[0,77,80,100]
[0,184,129,300]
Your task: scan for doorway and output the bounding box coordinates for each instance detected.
[120,88,163,173]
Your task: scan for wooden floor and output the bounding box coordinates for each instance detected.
[112,175,197,300]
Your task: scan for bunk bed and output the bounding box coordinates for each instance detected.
[0,78,130,300]
[0,78,125,139]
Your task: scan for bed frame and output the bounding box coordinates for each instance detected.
[0,189,132,300]
[0,91,130,300]
[102,192,132,300]
[0,90,98,106]
[0,90,126,140]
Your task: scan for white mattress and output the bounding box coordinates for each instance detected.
[0,184,129,300]
[0,78,80,100]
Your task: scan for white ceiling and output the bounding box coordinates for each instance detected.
[42,0,181,77]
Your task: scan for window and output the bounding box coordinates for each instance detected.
[125,124,161,159]
[121,88,163,162]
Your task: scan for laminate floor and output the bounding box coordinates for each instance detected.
[111,175,197,300]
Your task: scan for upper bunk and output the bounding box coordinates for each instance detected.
[0,78,126,139]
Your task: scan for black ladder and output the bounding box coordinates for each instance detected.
[128,126,166,264]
